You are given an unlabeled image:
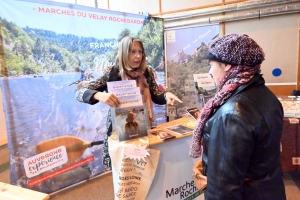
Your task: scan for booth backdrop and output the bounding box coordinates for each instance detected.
[0,0,165,193]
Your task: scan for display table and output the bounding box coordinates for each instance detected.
[109,114,300,199]
[110,117,204,200]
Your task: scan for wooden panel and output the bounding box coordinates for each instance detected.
[298,27,300,90]
[297,120,300,173]
[267,85,296,96]
[0,182,49,200]
[280,118,298,173]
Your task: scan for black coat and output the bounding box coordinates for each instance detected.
[202,74,286,200]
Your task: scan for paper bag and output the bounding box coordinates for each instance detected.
[108,138,160,200]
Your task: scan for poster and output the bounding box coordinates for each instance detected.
[165,25,219,120]
[0,0,165,193]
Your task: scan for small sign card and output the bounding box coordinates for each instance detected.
[123,144,150,161]
[193,73,216,89]
[193,73,216,96]
[23,146,68,178]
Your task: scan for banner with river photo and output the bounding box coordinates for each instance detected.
[0,0,165,193]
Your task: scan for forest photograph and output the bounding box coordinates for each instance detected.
[165,25,219,120]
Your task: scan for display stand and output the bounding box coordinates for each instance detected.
[110,117,204,200]
[280,117,300,173]
[278,96,300,172]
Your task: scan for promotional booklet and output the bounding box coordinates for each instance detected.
[110,87,141,98]
[193,73,216,108]
[193,73,216,94]
[111,95,150,142]
[107,80,137,93]
[150,130,176,141]
[180,119,197,129]
[164,124,194,135]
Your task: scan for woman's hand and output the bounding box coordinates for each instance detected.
[165,92,183,105]
[93,92,120,107]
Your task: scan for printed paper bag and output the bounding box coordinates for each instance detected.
[108,138,160,200]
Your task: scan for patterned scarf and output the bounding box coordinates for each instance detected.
[189,64,261,158]
[122,70,155,122]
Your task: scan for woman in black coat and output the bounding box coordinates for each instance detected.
[190,34,286,200]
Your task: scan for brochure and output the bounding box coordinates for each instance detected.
[193,73,216,107]
[111,95,150,142]
[180,120,197,129]
[193,73,216,95]
[164,124,194,135]
[110,87,141,97]
[107,80,137,93]
[150,130,176,141]
[116,94,144,110]
[186,107,201,120]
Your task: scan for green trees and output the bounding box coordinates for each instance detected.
[0,16,166,77]
[4,50,24,76]
[166,44,211,118]
[138,18,164,71]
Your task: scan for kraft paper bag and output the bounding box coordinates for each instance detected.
[108,137,160,200]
